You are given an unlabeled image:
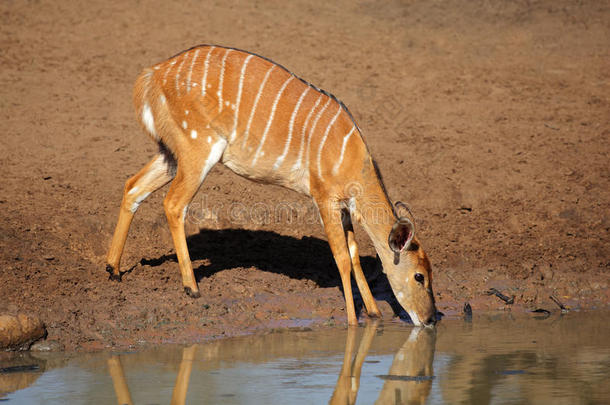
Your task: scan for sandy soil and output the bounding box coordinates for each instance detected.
[1,0,608,350]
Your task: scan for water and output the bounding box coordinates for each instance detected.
[1,310,608,404]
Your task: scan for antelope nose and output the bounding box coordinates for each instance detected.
[424,316,437,327]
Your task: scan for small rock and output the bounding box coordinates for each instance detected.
[0,313,46,350]
[30,339,64,352]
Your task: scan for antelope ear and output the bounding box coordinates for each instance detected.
[388,218,414,253]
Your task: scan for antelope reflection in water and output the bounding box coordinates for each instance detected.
[108,345,197,405]
[107,323,436,405]
[331,321,436,405]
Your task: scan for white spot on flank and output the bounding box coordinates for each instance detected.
[275,86,310,170]
[186,48,200,92]
[185,110,189,115]
[252,75,294,166]
[207,83,211,89]
[317,104,342,177]
[243,64,276,148]
[182,121,188,129]
[159,95,166,105]
[154,66,160,70]
[142,103,157,138]
[199,138,227,183]
[207,136,211,143]
[206,123,210,129]
[225,100,230,106]
[332,127,356,175]
[190,130,197,139]
[397,292,404,300]
[231,54,254,142]
[201,46,215,98]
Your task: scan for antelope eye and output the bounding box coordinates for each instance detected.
[414,273,425,283]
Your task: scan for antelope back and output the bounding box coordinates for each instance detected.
[133,45,367,196]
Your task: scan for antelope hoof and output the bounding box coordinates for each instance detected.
[106,265,122,282]
[367,311,382,319]
[184,287,201,298]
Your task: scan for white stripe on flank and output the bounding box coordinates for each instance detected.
[162,60,177,85]
[175,52,189,94]
[231,54,254,142]
[199,138,227,183]
[274,86,310,170]
[186,48,200,92]
[305,97,332,170]
[317,104,342,177]
[218,49,231,113]
[252,75,294,166]
[201,46,215,98]
[293,94,322,170]
[142,103,157,138]
[332,126,356,175]
[190,129,197,139]
[242,64,276,148]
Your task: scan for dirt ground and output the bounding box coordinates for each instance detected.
[1,0,608,351]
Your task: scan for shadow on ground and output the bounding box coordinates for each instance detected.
[141,228,410,320]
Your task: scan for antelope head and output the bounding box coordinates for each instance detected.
[385,203,437,327]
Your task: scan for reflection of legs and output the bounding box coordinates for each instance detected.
[171,345,198,405]
[108,356,134,405]
[107,153,175,280]
[330,321,379,405]
[316,200,357,325]
[344,213,382,318]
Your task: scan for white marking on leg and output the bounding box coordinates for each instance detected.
[274,86,309,170]
[130,191,151,213]
[190,129,197,139]
[142,103,157,138]
[175,51,189,94]
[242,64,276,149]
[181,205,188,222]
[186,48,200,92]
[128,186,139,195]
[231,54,254,142]
[162,60,177,85]
[252,75,294,166]
[201,46,215,98]
[293,94,322,170]
[317,104,342,177]
[305,97,332,170]
[200,138,228,183]
[218,49,231,113]
[332,127,356,175]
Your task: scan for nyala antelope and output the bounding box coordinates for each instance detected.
[106,45,437,327]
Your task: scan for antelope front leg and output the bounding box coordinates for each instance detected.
[344,213,382,318]
[317,201,358,325]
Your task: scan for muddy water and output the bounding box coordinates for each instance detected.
[1,310,608,404]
